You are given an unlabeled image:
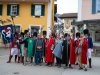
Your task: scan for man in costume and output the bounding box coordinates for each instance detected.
[34,33,44,65]
[62,33,70,69]
[88,33,93,68]
[45,33,55,66]
[7,32,19,63]
[53,33,63,67]
[80,29,89,71]
[20,30,29,65]
[27,34,35,64]
[69,34,76,68]
[74,32,81,68]
[42,31,48,62]
[19,32,25,64]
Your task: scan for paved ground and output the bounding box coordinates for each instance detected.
[0,48,100,75]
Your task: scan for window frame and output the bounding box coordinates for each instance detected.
[96,0,100,13]
[31,4,45,17]
[10,4,18,16]
[35,5,42,16]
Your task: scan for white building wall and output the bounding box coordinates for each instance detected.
[77,0,82,21]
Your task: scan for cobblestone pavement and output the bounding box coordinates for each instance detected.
[0,48,100,75]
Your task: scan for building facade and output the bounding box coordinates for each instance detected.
[0,0,54,37]
[76,0,100,56]
[0,0,54,46]
[77,0,100,43]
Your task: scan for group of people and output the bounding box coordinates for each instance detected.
[7,29,93,71]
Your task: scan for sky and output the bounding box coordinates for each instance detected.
[57,0,78,14]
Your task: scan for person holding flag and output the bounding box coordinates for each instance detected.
[7,32,19,63]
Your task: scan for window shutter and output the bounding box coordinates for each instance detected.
[41,5,45,16]
[92,0,96,14]
[0,5,3,16]
[31,4,35,16]
[7,4,11,16]
[17,4,19,16]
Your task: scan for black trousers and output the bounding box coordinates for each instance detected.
[56,57,62,65]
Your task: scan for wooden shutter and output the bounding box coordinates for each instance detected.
[0,5,3,16]
[92,0,96,14]
[7,4,11,16]
[41,5,45,16]
[31,4,35,16]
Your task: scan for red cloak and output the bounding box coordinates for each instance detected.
[45,37,54,63]
[81,38,88,64]
[70,39,76,64]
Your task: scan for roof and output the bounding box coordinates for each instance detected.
[59,13,77,19]
[0,0,50,2]
[74,19,100,26]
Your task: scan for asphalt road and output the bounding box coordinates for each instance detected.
[0,48,100,75]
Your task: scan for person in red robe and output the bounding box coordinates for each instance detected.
[74,32,81,66]
[69,35,76,68]
[81,29,88,71]
[45,33,55,66]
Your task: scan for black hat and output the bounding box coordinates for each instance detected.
[24,30,28,35]
[20,32,24,36]
[33,32,37,37]
[76,32,80,37]
[83,29,89,35]
[43,31,47,35]
[64,33,68,38]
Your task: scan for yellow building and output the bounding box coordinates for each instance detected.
[0,0,54,38]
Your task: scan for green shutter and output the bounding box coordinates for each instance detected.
[7,4,11,16]
[17,4,19,16]
[41,5,45,16]
[31,4,35,16]
[0,5,3,16]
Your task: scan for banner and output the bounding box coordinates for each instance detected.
[0,25,14,44]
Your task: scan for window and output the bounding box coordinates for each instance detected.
[35,5,41,16]
[31,26,41,34]
[7,4,19,16]
[11,5,18,16]
[96,0,100,13]
[31,4,45,16]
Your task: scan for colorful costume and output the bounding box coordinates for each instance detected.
[45,36,55,65]
[53,38,62,66]
[35,38,44,64]
[27,37,35,57]
[70,39,76,65]
[88,36,93,68]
